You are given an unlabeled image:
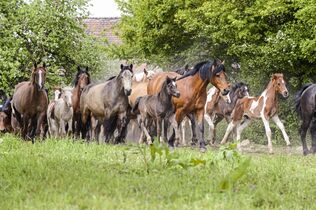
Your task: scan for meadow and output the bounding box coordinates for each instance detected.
[0,133,315,210]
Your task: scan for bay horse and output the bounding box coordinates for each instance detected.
[147,59,230,152]
[72,66,91,138]
[80,64,133,143]
[204,82,249,145]
[11,63,48,141]
[133,76,180,144]
[221,73,291,153]
[295,83,316,155]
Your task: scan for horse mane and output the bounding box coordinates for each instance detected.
[176,60,225,81]
[107,76,116,81]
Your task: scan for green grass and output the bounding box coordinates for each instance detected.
[0,134,315,210]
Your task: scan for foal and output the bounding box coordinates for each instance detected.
[133,76,180,144]
[205,82,249,145]
[48,87,73,137]
[221,73,290,153]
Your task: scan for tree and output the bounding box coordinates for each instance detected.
[0,0,109,96]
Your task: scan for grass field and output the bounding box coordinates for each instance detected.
[0,133,315,210]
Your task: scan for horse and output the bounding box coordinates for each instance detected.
[294,83,316,155]
[47,87,73,137]
[147,59,230,152]
[0,98,13,133]
[132,68,156,83]
[72,66,91,138]
[80,64,133,143]
[204,82,249,145]
[221,73,290,153]
[133,76,180,144]
[11,63,48,141]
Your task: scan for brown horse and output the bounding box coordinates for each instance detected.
[11,63,48,141]
[221,73,290,153]
[147,59,230,151]
[72,66,91,138]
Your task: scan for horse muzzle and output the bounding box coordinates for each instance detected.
[173,92,180,98]
[125,89,132,96]
[222,88,230,96]
[283,91,289,98]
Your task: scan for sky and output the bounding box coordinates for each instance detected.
[88,0,121,17]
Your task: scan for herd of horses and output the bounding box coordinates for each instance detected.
[0,60,315,155]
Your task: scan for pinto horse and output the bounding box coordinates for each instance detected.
[205,82,249,145]
[295,83,316,155]
[80,64,133,143]
[11,63,48,141]
[72,66,91,138]
[221,73,290,153]
[147,59,230,151]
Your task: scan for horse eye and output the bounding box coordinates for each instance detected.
[278,83,280,86]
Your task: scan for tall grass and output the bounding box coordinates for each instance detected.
[0,134,315,209]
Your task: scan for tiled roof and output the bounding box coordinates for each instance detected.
[84,17,121,45]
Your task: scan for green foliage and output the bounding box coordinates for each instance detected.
[0,0,110,95]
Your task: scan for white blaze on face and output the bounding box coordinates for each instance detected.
[122,71,133,91]
[38,69,43,89]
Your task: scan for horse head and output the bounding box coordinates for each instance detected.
[235,82,250,99]
[209,59,230,96]
[119,64,133,96]
[166,76,180,98]
[31,63,47,91]
[61,88,73,107]
[75,66,91,91]
[144,68,156,81]
[272,73,288,98]
[53,87,62,100]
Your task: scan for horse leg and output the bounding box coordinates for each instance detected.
[204,114,215,145]
[221,120,238,145]
[29,117,37,142]
[68,118,73,137]
[299,114,312,155]
[195,109,206,152]
[180,118,186,146]
[172,112,183,147]
[156,117,163,143]
[272,115,291,146]
[262,117,273,154]
[187,113,197,146]
[310,118,316,154]
[140,120,152,145]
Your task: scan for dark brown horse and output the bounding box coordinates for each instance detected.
[133,76,180,144]
[11,63,48,141]
[147,59,230,151]
[72,66,91,138]
[295,83,316,155]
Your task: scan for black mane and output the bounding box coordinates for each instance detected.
[176,59,225,81]
[231,82,248,92]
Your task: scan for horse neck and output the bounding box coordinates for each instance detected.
[261,80,278,106]
[190,74,209,95]
[30,83,41,97]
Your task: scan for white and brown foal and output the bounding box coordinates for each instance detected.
[221,73,291,153]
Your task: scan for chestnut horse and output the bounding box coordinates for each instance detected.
[221,73,290,153]
[72,66,91,138]
[11,63,48,141]
[147,59,230,152]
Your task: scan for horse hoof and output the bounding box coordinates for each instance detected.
[200,147,207,153]
[303,150,309,156]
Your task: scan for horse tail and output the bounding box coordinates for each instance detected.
[295,83,313,118]
[132,97,142,115]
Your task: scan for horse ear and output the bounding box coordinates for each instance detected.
[172,76,177,81]
[184,64,189,71]
[86,67,89,72]
[77,66,81,72]
[120,64,124,70]
[129,64,133,71]
[221,60,225,65]
[143,68,148,75]
[43,62,46,68]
